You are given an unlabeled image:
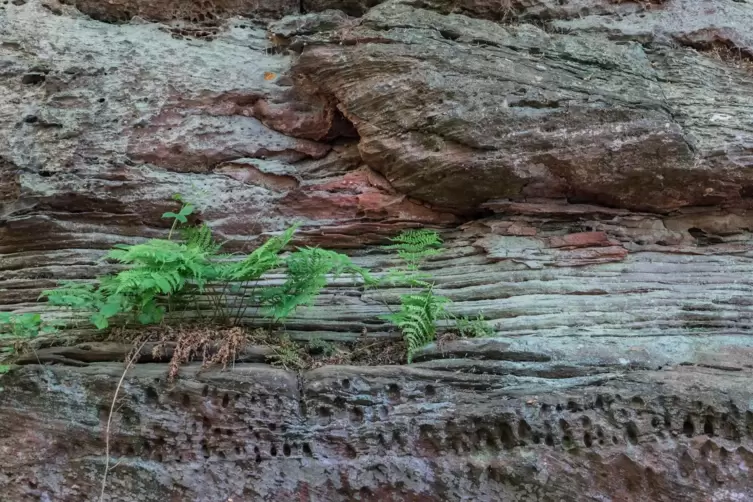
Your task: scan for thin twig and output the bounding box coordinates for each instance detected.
[99,338,149,502]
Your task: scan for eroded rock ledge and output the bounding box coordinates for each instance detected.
[2,353,753,501]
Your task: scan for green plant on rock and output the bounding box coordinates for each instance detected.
[268,334,307,370]
[380,288,450,363]
[0,312,59,373]
[263,247,369,323]
[0,312,58,340]
[42,195,211,328]
[307,336,336,357]
[384,229,443,271]
[454,313,494,338]
[41,194,369,333]
[376,229,450,360]
[215,225,297,324]
[378,229,443,288]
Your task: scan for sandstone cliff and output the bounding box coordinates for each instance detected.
[2,0,753,500]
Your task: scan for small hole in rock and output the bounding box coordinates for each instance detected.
[626,422,639,444]
[349,407,364,423]
[283,443,291,456]
[182,394,191,407]
[583,432,593,447]
[545,434,554,446]
[302,443,313,457]
[562,435,573,449]
[387,384,401,400]
[222,393,230,408]
[270,446,277,457]
[683,417,695,437]
[518,420,531,439]
[341,378,350,389]
[595,395,604,409]
[425,385,436,397]
[392,430,402,444]
[145,387,159,403]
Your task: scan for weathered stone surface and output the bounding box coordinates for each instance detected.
[59,0,299,22]
[287,1,753,213]
[303,0,645,20]
[3,0,753,500]
[553,0,753,56]
[2,357,753,501]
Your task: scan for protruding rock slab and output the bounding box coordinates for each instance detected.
[288,1,753,213]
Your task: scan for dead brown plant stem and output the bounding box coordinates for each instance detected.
[99,338,149,502]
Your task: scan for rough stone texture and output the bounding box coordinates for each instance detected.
[303,0,648,20]
[3,0,753,500]
[59,0,299,22]
[286,1,753,213]
[2,358,753,501]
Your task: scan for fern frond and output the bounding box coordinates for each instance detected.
[383,229,443,271]
[182,224,223,254]
[380,289,449,363]
[219,226,297,282]
[263,246,363,322]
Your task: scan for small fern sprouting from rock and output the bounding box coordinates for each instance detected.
[182,223,223,255]
[380,289,450,363]
[40,195,370,331]
[454,313,494,338]
[263,247,368,322]
[383,228,442,271]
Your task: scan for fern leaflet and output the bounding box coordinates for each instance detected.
[380,289,450,362]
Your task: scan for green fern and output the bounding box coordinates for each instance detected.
[40,281,115,329]
[101,239,214,324]
[263,247,366,322]
[380,289,450,363]
[0,312,58,339]
[383,229,442,271]
[216,226,298,323]
[455,313,494,338]
[182,224,223,254]
[218,226,296,283]
[39,194,373,334]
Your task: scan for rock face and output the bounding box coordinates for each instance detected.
[2,0,753,500]
[3,358,753,501]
